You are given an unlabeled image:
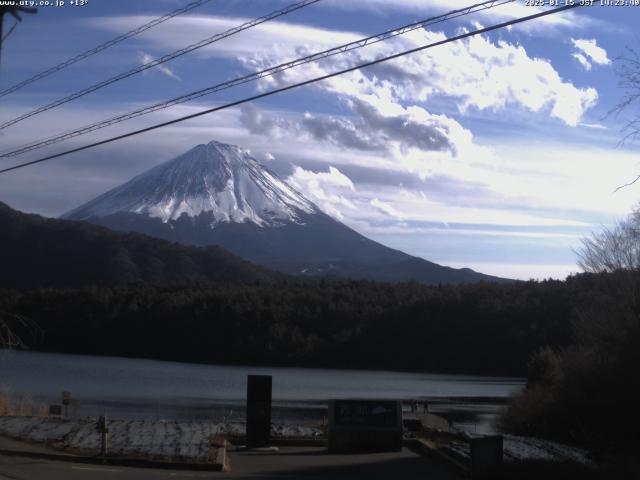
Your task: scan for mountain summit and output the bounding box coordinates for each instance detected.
[64,141,316,226]
[63,140,509,284]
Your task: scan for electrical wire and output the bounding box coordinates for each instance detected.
[0,3,584,175]
[0,0,321,131]
[1,20,18,43]
[0,0,215,98]
[0,0,514,158]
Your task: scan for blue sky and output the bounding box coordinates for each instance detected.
[0,0,639,280]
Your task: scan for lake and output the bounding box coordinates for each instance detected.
[0,350,524,433]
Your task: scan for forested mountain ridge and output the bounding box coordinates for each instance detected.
[0,201,279,288]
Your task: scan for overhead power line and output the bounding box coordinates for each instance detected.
[0,0,514,158]
[1,21,18,43]
[0,0,214,98]
[0,0,321,131]
[0,3,584,176]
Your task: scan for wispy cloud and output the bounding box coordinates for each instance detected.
[323,0,595,32]
[573,52,592,71]
[91,15,360,59]
[370,198,406,220]
[138,51,181,80]
[443,262,580,281]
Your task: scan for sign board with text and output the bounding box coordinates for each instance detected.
[329,399,403,453]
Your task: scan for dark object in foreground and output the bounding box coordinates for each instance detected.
[470,435,503,479]
[328,399,403,453]
[97,415,109,458]
[48,405,62,416]
[246,375,272,449]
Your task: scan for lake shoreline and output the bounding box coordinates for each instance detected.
[0,350,524,434]
[2,348,527,380]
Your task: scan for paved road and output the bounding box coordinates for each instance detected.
[0,454,212,480]
[0,446,461,479]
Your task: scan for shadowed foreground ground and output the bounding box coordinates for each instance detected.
[0,445,460,480]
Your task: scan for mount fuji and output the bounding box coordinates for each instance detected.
[63,140,507,284]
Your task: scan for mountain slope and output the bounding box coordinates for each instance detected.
[63,140,510,284]
[0,202,278,289]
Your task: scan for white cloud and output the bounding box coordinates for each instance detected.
[138,51,181,80]
[242,26,598,127]
[573,52,592,71]
[94,11,598,128]
[571,38,611,67]
[408,31,598,126]
[287,166,356,220]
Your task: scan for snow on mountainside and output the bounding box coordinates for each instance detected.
[63,141,316,226]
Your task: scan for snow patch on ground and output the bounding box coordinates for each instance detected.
[503,434,594,464]
[443,433,594,466]
[0,416,323,461]
[0,417,220,461]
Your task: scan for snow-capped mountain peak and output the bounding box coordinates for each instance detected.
[63,140,316,226]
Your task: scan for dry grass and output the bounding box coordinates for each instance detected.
[0,386,47,417]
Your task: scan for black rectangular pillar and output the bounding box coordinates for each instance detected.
[246,375,272,449]
[471,436,503,479]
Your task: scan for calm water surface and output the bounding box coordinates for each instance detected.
[1,350,524,430]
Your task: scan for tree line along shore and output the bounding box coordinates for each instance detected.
[2,269,639,453]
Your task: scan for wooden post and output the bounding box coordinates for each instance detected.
[98,415,109,460]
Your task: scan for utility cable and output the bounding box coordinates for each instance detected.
[0,3,584,175]
[1,20,18,43]
[0,0,215,98]
[0,0,321,130]
[0,0,514,158]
